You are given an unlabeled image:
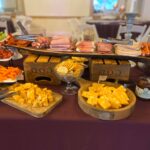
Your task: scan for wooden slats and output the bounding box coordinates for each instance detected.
[92,59,103,64]
[36,56,50,63]
[104,59,117,65]
[90,59,131,81]
[118,60,130,65]
[50,57,61,63]
[24,54,38,62]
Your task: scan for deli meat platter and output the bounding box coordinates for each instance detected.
[6,44,150,63]
[4,35,150,63]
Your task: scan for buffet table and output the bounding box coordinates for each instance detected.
[87,19,150,39]
[0,58,150,150]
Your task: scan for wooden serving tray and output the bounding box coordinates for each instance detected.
[6,44,150,63]
[1,92,63,118]
[77,78,136,120]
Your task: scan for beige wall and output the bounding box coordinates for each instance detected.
[24,0,91,34]
[24,0,90,17]
[30,18,72,35]
[26,0,150,35]
[141,0,150,20]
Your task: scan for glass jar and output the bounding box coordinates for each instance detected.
[135,77,150,100]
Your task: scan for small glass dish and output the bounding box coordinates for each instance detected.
[54,66,85,95]
[135,76,150,100]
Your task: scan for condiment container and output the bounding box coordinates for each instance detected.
[136,77,150,100]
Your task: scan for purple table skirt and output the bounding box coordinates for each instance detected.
[0,60,150,150]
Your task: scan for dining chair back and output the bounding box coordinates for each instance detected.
[0,20,8,34]
[117,24,147,41]
[141,26,150,42]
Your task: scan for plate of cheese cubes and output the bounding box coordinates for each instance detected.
[1,83,63,118]
[77,78,136,120]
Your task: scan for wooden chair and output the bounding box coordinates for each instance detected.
[116,24,147,41]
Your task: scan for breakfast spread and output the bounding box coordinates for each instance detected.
[0,28,149,119]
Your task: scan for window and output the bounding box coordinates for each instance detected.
[93,0,118,13]
[0,0,24,14]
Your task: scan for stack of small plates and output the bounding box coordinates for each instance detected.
[115,42,141,57]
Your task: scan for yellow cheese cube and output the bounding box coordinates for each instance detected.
[98,96,111,109]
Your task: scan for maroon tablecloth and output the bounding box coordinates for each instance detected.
[0,60,150,150]
[87,20,150,39]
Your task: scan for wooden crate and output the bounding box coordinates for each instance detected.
[89,59,131,81]
[23,54,61,85]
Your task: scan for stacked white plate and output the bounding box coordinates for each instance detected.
[115,43,141,57]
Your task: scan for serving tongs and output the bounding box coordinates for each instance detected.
[16,21,42,41]
[14,34,42,42]
[102,38,133,45]
[0,88,16,100]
